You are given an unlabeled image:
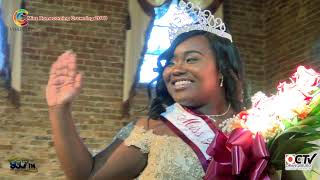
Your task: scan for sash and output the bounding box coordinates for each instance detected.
[160,103,218,171]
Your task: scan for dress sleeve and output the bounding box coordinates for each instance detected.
[113,121,135,140]
[123,125,152,154]
[112,121,151,154]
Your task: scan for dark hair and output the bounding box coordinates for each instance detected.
[147,30,244,119]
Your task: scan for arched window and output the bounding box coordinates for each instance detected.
[138,0,223,83]
[139,0,179,83]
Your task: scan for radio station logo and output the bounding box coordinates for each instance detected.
[285,153,317,170]
[9,158,37,172]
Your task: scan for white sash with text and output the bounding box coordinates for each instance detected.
[161,103,216,160]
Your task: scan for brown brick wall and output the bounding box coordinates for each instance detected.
[224,0,320,96]
[264,0,320,93]
[0,0,127,178]
[130,84,150,119]
[224,0,266,99]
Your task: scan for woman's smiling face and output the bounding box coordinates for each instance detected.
[162,35,224,107]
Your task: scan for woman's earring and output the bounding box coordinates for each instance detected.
[220,76,224,87]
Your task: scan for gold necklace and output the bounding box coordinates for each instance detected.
[205,104,231,122]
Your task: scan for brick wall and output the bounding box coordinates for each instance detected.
[0,0,127,178]
[224,0,266,100]
[225,0,320,96]
[130,84,150,119]
[264,0,320,93]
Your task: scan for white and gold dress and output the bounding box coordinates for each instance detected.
[114,122,205,180]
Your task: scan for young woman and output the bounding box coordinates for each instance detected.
[46,28,246,179]
[47,21,305,180]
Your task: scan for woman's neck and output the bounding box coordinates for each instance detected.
[194,97,236,122]
[196,95,230,115]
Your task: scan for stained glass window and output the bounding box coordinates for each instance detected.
[139,0,179,83]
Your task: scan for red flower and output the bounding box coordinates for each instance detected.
[238,111,249,121]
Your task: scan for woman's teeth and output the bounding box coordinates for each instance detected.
[174,80,191,89]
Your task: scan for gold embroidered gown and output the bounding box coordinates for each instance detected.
[114,122,205,180]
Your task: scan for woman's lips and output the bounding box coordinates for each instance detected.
[173,80,192,90]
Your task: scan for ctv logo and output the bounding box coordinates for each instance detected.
[285,153,317,170]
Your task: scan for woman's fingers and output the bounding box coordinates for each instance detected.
[74,73,82,89]
[48,62,57,86]
[49,52,67,77]
[51,51,77,75]
[50,76,66,86]
[58,50,77,77]
[66,52,77,78]
[48,50,80,89]
[56,53,67,70]
[65,50,77,65]
[46,50,81,106]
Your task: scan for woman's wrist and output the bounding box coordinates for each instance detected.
[48,103,72,112]
[48,102,74,124]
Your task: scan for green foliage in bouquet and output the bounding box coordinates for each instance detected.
[267,115,320,170]
[267,86,320,172]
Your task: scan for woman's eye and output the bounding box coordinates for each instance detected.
[185,58,198,63]
[166,60,175,67]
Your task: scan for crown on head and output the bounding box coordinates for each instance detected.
[168,1,232,43]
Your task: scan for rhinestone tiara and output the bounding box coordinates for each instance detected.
[168,1,232,43]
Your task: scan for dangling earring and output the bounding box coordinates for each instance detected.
[220,76,224,87]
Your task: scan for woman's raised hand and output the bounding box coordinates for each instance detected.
[46,51,82,107]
